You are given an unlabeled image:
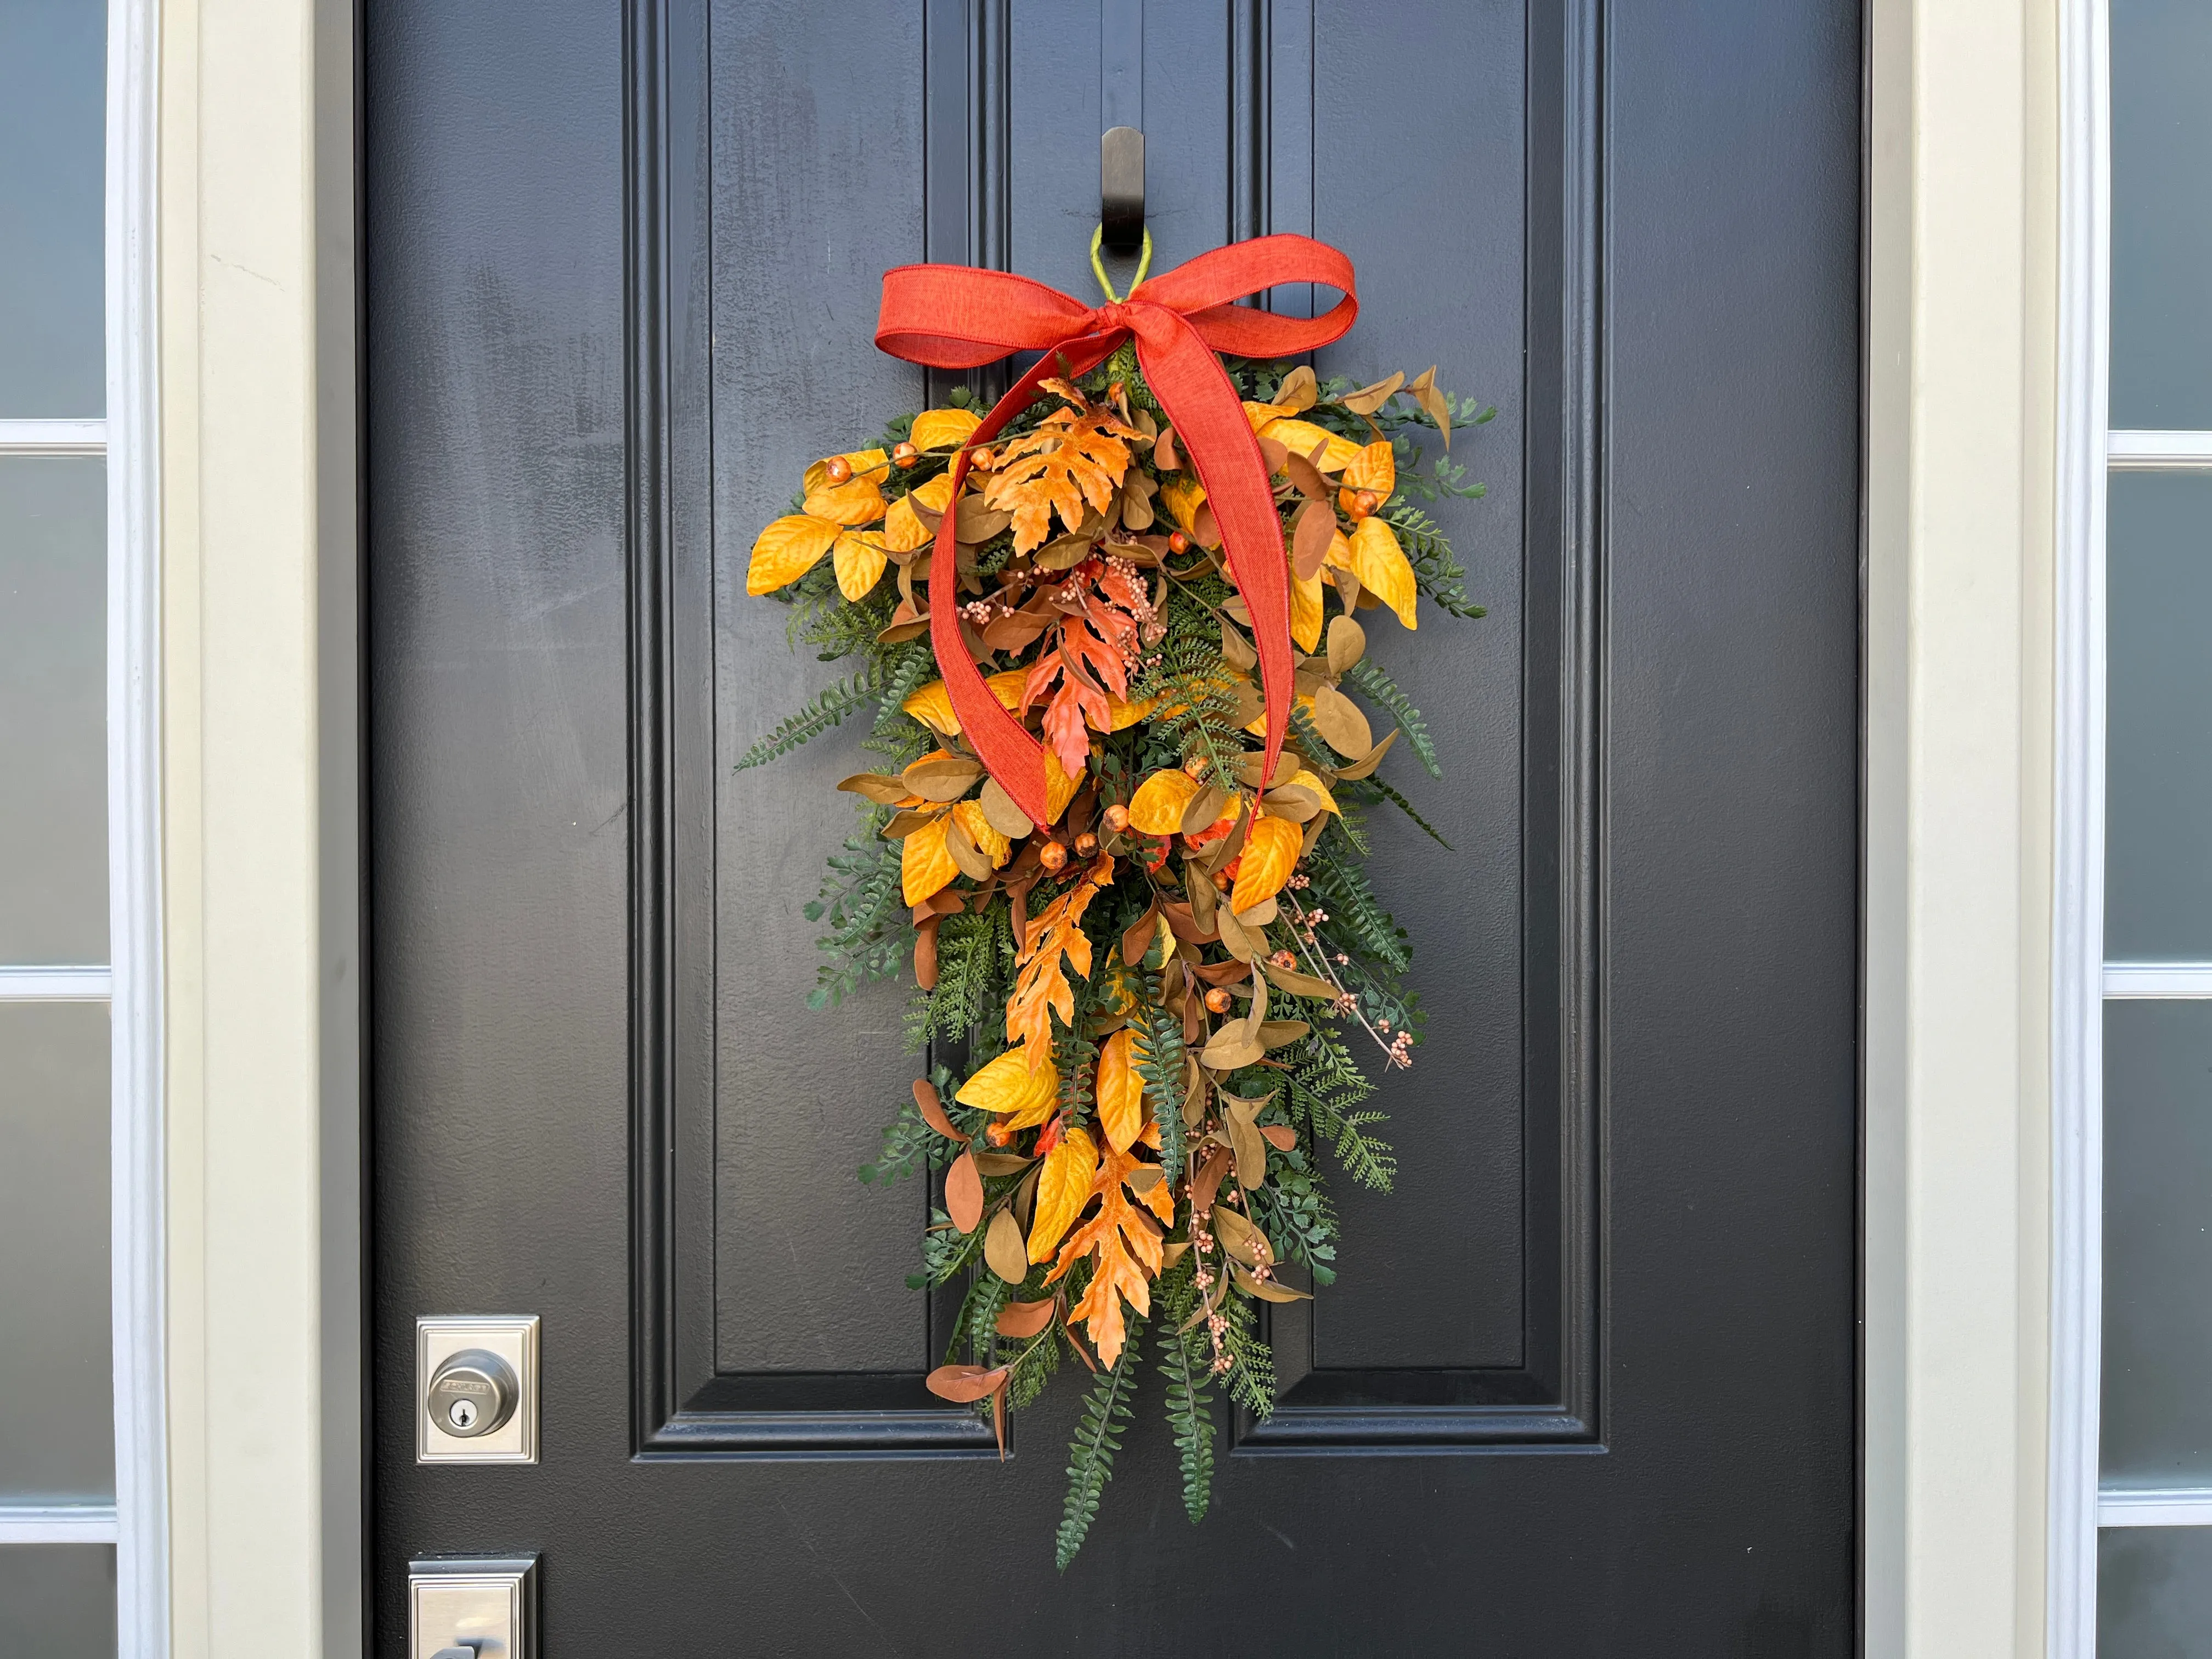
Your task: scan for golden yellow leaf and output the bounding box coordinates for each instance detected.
[983,404,1139,554]
[950,800,1012,868]
[1350,515,1418,629]
[1230,814,1303,914]
[1290,565,1325,653]
[1006,857,1111,1060]
[1095,1029,1145,1153]
[1102,693,1156,731]
[1289,768,1340,816]
[803,448,889,493]
[1160,475,1206,535]
[1127,768,1201,836]
[1043,746,1082,825]
[746,515,839,595]
[1028,1127,1099,1263]
[902,679,958,736]
[1340,438,1396,507]
[880,472,955,553]
[987,668,1028,710]
[1242,400,1296,430]
[803,473,887,527]
[832,532,888,601]
[910,408,982,453]
[957,1044,1060,1120]
[1257,417,1363,472]
[900,815,958,906]
[1327,529,1356,572]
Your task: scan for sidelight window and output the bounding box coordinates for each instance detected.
[2060,1,2212,1652]
[0,0,160,1654]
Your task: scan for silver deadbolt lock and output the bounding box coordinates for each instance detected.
[427,1348,519,1438]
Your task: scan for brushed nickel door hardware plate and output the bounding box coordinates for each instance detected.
[409,1554,537,1658]
[416,1315,539,1464]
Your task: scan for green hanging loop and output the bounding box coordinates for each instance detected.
[1090,223,1154,304]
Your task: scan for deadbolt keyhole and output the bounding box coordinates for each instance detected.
[426,1348,519,1440]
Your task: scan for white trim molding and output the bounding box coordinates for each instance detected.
[2097,1488,2212,1527]
[2051,0,2111,1655]
[0,966,115,1000]
[0,419,108,456]
[108,0,168,1651]
[0,1505,123,1545]
[2101,961,2212,997]
[2106,429,2212,470]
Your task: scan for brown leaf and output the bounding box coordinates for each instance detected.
[913,915,941,989]
[995,1296,1057,1338]
[1291,504,1336,579]
[1210,1204,1267,1266]
[985,1208,1030,1282]
[915,1077,966,1142]
[1277,365,1318,413]
[1214,905,1259,963]
[1218,619,1259,673]
[1232,1264,1313,1303]
[1308,683,1375,759]
[1326,614,1367,676]
[1179,785,1230,837]
[1333,727,1400,780]
[1257,435,1291,477]
[972,1152,1035,1176]
[1340,370,1405,416]
[1258,1020,1311,1049]
[1200,1028,1266,1071]
[838,772,915,805]
[1285,450,1332,504]
[1120,900,1161,967]
[903,753,985,802]
[1259,1124,1299,1151]
[1261,785,1323,823]
[943,811,995,882]
[1234,895,1278,928]
[1237,751,1299,790]
[882,808,936,839]
[1192,1147,1232,1216]
[946,1149,985,1233]
[1034,529,1096,571]
[1263,959,1340,1001]
[924,1363,1009,1403]
[1223,1094,1268,1187]
[977,777,1034,839]
[1155,426,1183,472]
[1184,861,1218,936]
[955,497,1014,543]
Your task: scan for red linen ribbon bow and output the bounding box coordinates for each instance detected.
[875,234,1359,827]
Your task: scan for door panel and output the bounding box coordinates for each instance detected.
[369,1,1860,1649]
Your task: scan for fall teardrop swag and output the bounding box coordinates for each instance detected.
[741,236,1489,1567]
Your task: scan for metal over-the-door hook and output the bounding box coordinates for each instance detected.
[1101,126,1145,254]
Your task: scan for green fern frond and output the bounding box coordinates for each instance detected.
[735,671,879,772]
[1156,1271,1216,1524]
[1056,1318,1146,1570]
[1342,657,1442,779]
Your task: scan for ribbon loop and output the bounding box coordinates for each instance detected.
[874,235,1359,826]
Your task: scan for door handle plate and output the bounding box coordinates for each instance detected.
[409,1554,537,1659]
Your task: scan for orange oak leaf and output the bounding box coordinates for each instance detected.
[1004,855,1112,1065]
[1047,1143,1170,1368]
[983,403,1140,554]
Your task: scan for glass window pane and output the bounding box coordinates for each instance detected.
[0,457,106,964]
[2106,473,2212,960]
[0,1545,115,1658]
[0,1003,111,1502]
[2103,1000,2212,1485]
[2112,0,2212,428]
[0,0,105,418]
[2100,1527,2212,1657]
